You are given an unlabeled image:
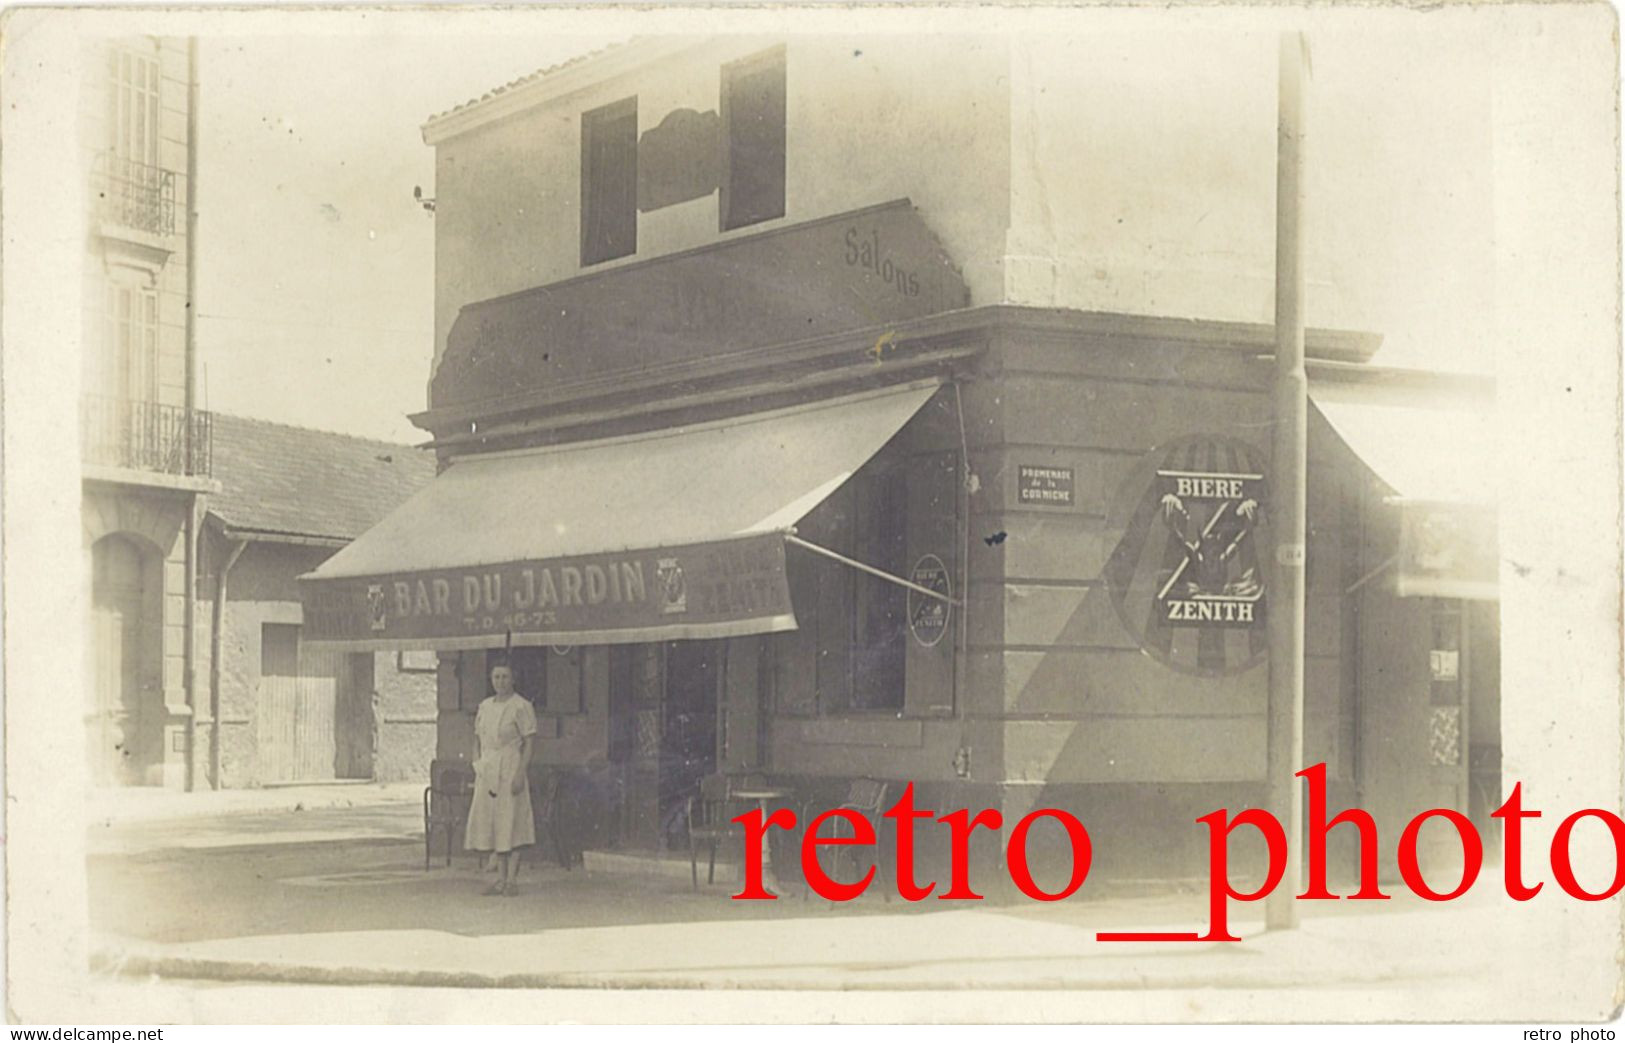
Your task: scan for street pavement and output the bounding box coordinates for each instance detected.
[83,789,1607,1012]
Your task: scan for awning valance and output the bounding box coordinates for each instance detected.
[1312,390,1498,600]
[299,381,941,649]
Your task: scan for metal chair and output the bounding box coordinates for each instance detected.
[423,761,474,869]
[686,773,743,889]
[534,769,575,870]
[815,778,891,902]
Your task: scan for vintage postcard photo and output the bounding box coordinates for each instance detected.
[2,2,1620,1027]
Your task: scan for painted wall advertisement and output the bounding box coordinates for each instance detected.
[907,553,952,648]
[1105,437,1270,676]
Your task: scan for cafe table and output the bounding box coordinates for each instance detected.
[730,786,794,896]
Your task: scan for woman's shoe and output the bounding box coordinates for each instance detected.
[482,881,506,896]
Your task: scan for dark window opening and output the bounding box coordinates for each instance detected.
[721,48,786,231]
[803,466,908,714]
[581,97,638,266]
[508,646,585,714]
[261,623,300,678]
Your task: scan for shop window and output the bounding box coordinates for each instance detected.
[720,47,786,231]
[580,97,638,266]
[1428,601,1463,705]
[508,646,584,714]
[804,469,908,714]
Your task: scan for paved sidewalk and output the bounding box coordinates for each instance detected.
[86,781,423,825]
[85,794,1614,1011]
[90,869,1528,994]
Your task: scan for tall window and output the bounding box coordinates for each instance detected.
[848,472,908,709]
[580,97,638,266]
[806,469,908,713]
[110,47,161,166]
[721,48,786,231]
[101,278,158,402]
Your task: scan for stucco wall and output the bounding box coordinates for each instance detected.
[971,327,1358,795]
[430,35,1010,378]
[196,538,436,787]
[1004,30,1495,364]
[374,650,437,782]
[430,28,1499,399]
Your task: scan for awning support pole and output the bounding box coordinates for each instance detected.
[785,534,961,606]
[1345,552,1397,596]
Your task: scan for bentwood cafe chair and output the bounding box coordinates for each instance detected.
[816,778,892,903]
[423,760,475,870]
[687,773,744,889]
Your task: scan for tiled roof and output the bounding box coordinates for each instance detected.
[425,41,632,125]
[207,413,435,542]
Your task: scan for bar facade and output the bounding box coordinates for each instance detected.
[306,35,1501,885]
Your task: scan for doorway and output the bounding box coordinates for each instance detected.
[660,640,721,849]
[612,640,722,850]
[90,535,162,785]
[257,624,374,783]
[1356,593,1473,882]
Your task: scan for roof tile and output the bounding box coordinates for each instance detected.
[424,41,631,126]
[207,413,435,541]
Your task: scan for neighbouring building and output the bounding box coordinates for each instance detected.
[198,414,438,788]
[81,36,214,789]
[300,35,1499,885]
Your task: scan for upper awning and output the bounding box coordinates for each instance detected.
[1312,396,1495,506]
[299,381,941,650]
[1312,388,1498,600]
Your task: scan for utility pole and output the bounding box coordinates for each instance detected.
[1266,30,1309,932]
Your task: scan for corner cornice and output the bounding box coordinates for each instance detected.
[410,304,1386,438]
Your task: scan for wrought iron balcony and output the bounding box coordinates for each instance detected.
[81,395,212,477]
[94,153,177,238]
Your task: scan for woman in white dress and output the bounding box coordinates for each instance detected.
[465,660,537,895]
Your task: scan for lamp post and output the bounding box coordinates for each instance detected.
[1266,30,1309,932]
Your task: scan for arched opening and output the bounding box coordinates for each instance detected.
[90,534,164,785]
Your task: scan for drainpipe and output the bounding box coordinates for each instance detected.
[184,499,200,789]
[185,37,199,446]
[182,38,202,789]
[952,382,975,780]
[210,534,247,789]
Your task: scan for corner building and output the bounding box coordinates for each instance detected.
[303,35,1499,886]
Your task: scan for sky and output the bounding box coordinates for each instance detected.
[191,19,1504,446]
[195,34,624,444]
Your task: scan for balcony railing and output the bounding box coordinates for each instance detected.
[81,395,212,478]
[94,153,177,238]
